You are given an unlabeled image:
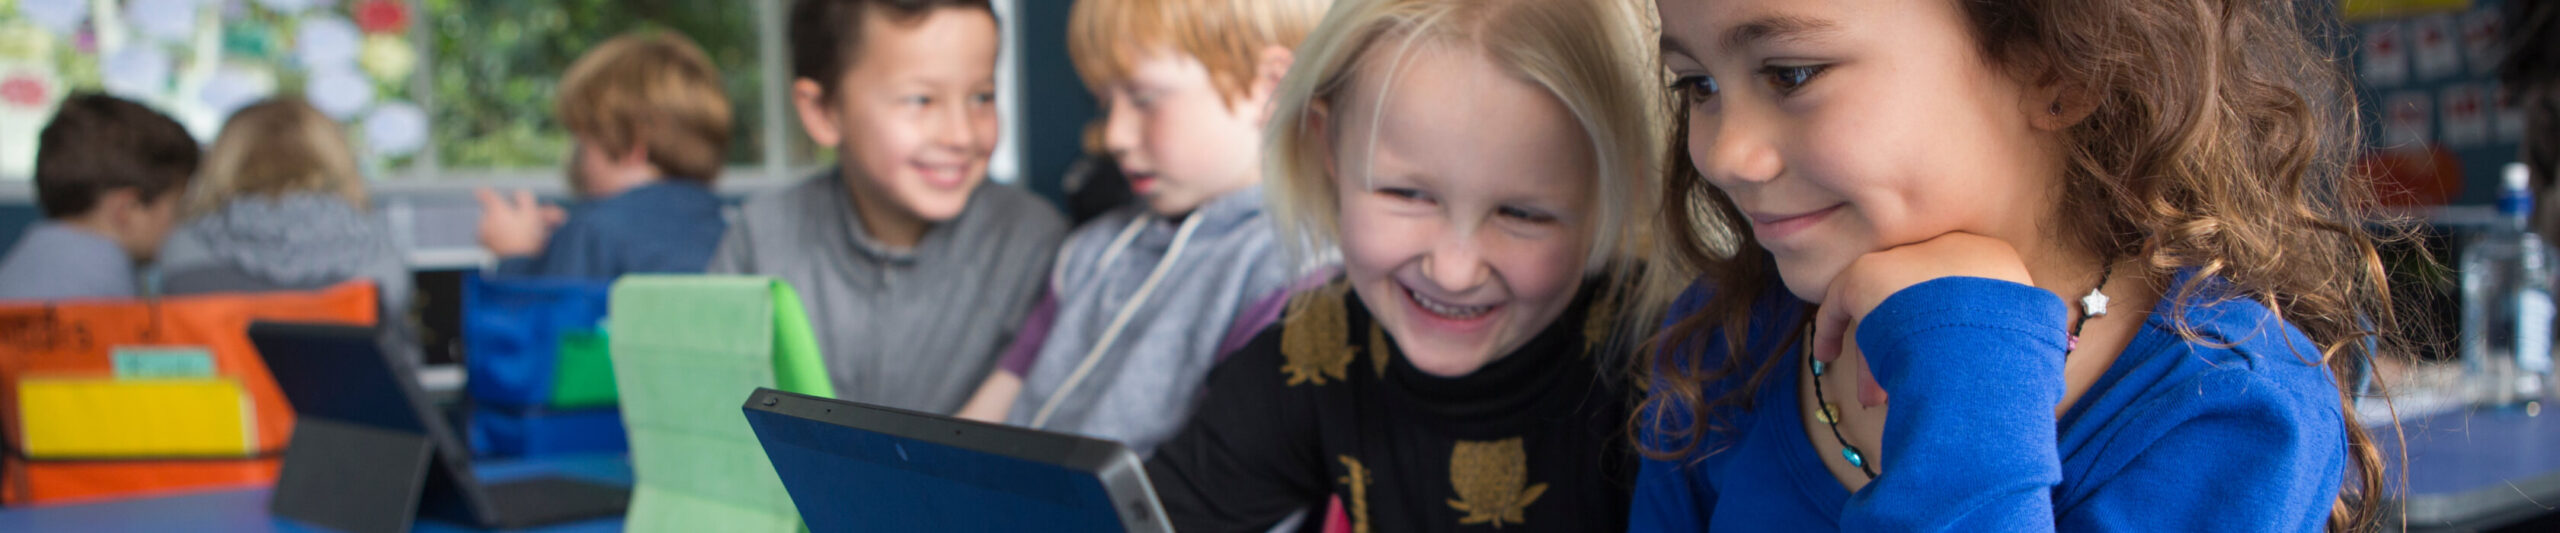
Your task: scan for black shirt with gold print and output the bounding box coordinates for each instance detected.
[1146,277,1638,532]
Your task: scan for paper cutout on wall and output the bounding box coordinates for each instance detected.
[2382,91,2433,148]
[358,34,411,83]
[2342,0,2476,22]
[220,21,277,60]
[2460,9,2503,76]
[364,100,423,156]
[197,63,274,118]
[2411,14,2460,81]
[0,22,55,61]
[15,0,86,37]
[125,0,202,45]
[1,67,56,109]
[2440,84,2489,149]
[305,65,371,119]
[352,0,406,34]
[293,15,358,70]
[100,45,171,99]
[2363,22,2410,87]
[254,0,328,15]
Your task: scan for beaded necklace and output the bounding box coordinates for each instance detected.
[1807,262,2116,479]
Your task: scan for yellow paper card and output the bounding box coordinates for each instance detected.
[17,377,256,458]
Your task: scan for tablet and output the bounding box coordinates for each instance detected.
[741,387,1172,533]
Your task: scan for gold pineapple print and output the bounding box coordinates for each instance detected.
[1582,287,1618,358]
[1337,456,1375,533]
[1447,437,1547,527]
[1281,282,1357,386]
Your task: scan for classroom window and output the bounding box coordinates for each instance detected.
[0,0,855,182]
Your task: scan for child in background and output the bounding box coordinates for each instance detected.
[1635,0,2399,530]
[477,31,733,280]
[158,98,410,322]
[0,94,198,301]
[1141,0,1676,530]
[947,0,1324,458]
[710,0,1067,415]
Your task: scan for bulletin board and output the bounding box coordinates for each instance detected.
[0,0,424,179]
[2343,0,2532,206]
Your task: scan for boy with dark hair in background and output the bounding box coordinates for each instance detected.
[0,94,200,300]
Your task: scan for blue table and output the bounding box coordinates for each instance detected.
[0,453,631,533]
[2382,408,2560,532]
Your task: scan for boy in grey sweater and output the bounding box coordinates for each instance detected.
[709,0,1065,414]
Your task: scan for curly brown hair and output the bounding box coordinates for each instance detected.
[1635,1,2410,530]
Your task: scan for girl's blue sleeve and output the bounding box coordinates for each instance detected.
[1843,277,2337,532]
[1840,277,2070,531]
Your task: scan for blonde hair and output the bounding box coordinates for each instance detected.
[1067,0,1332,108]
[557,31,733,181]
[1261,0,1681,348]
[188,98,365,216]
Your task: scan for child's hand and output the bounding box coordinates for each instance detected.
[1812,232,2032,408]
[475,188,566,258]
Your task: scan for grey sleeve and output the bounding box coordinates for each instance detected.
[705,222,751,274]
[151,226,213,274]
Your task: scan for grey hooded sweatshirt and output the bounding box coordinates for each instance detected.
[1003,186,1292,456]
[156,193,416,358]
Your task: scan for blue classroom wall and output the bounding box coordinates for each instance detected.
[0,204,34,253]
[1018,0,1100,204]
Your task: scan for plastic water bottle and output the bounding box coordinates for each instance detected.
[2462,163,2555,412]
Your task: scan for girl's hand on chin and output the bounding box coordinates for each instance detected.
[1812,232,2033,408]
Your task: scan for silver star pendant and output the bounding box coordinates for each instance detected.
[2080,288,2111,318]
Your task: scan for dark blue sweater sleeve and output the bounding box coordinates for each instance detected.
[493,256,541,277]
[493,214,617,280]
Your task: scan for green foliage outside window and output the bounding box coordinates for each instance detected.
[424,0,778,172]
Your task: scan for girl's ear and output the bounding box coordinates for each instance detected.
[2028,78,2100,132]
[1305,100,1339,184]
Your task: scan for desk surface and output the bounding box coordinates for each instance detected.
[2383,407,2560,532]
[11,410,2551,532]
[0,453,631,533]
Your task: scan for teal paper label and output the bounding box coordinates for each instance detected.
[111,346,218,378]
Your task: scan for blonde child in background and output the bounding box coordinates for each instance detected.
[157,98,418,360]
[158,99,409,324]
